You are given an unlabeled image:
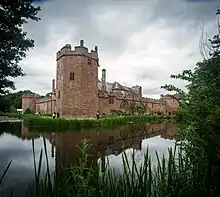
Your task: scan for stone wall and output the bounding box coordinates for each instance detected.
[98,92,168,115]
[36,97,56,114]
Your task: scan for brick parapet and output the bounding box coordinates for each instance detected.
[56,41,99,61]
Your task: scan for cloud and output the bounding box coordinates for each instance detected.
[14,0,220,98]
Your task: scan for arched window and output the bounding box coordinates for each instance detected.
[70,72,74,80]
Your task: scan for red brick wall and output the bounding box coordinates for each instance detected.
[98,95,168,115]
[162,96,179,114]
[36,97,56,114]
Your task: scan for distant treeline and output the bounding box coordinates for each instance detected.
[0,90,51,113]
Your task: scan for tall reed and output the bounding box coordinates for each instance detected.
[1,135,206,197]
[26,136,202,197]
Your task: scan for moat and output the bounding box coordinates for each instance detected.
[0,121,178,197]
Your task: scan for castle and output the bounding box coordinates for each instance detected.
[22,40,179,118]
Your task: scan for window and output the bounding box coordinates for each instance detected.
[88,58,91,65]
[70,72,74,80]
[58,91,60,99]
[109,97,114,104]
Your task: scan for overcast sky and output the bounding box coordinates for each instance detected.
[14,0,219,98]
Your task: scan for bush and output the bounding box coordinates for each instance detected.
[24,108,32,114]
[9,106,17,113]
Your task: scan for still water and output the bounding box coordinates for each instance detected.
[0,121,178,197]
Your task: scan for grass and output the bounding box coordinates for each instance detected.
[0,135,207,197]
[22,114,169,132]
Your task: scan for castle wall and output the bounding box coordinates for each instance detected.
[98,93,167,115]
[161,95,179,114]
[36,97,56,114]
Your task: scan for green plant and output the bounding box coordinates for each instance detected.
[161,9,220,196]
[23,114,166,132]
[24,108,32,114]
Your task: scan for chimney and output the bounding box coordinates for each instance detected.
[101,69,106,91]
[52,79,55,93]
[95,46,98,53]
[80,40,84,47]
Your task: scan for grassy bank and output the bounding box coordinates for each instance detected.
[22,114,169,131]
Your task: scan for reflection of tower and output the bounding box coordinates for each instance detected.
[51,144,55,158]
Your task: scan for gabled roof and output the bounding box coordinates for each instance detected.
[98,80,139,96]
[112,81,127,91]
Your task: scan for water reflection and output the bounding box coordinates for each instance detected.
[0,121,178,197]
[0,122,55,197]
[43,122,178,173]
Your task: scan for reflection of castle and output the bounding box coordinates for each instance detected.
[33,122,177,172]
[22,40,179,117]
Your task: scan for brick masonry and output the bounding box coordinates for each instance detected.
[22,40,179,117]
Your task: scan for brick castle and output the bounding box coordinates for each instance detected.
[22,40,179,118]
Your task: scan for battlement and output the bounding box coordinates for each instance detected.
[56,40,99,61]
[142,97,166,104]
[22,93,40,99]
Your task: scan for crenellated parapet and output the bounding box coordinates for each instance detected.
[22,93,40,99]
[142,97,166,104]
[56,40,99,62]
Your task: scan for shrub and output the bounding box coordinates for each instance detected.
[24,108,32,114]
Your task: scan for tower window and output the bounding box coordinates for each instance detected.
[58,91,60,99]
[70,72,74,80]
[109,97,114,104]
[88,58,91,65]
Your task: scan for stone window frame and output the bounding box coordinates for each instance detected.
[109,96,114,104]
[70,72,74,80]
[88,58,92,65]
[58,91,60,99]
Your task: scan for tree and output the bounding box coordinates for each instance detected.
[161,10,220,196]
[5,90,34,109]
[0,96,11,112]
[0,0,41,95]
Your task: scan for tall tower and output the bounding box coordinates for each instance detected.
[56,40,99,117]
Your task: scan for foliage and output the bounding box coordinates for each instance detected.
[7,90,34,109]
[161,9,220,196]
[24,108,32,114]
[7,112,23,119]
[129,102,147,115]
[9,106,17,113]
[0,96,11,112]
[22,114,165,132]
[0,0,41,95]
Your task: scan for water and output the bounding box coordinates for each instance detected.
[0,121,178,197]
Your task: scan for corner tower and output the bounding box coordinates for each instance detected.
[56,40,99,117]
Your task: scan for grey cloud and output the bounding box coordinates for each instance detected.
[15,0,220,96]
[24,0,219,55]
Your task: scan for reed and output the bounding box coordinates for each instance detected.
[1,135,208,197]
[25,137,204,197]
[23,114,166,132]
